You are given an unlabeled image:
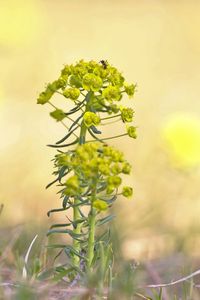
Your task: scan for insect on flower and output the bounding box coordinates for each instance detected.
[99,59,108,69]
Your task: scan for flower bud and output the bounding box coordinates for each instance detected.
[61,65,72,76]
[69,75,82,88]
[57,153,71,167]
[93,199,108,211]
[37,84,54,105]
[102,85,121,102]
[122,162,131,174]
[111,163,121,175]
[107,176,122,188]
[124,83,136,97]
[83,112,100,127]
[122,186,133,198]
[63,88,80,100]
[82,73,103,92]
[127,126,137,139]
[64,175,80,196]
[121,107,134,122]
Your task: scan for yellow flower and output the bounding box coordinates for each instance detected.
[122,186,133,198]
[63,88,80,100]
[127,126,137,139]
[102,85,121,102]
[83,112,100,127]
[122,162,132,174]
[82,73,103,92]
[124,83,136,97]
[93,199,108,211]
[64,175,80,196]
[120,107,134,122]
[162,113,200,168]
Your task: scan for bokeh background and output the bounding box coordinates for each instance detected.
[1,0,200,262]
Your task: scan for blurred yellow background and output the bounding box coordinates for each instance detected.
[1,0,200,260]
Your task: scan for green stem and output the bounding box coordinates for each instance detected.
[72,200,82,266]
[101,118,121,125]
[72,91,93,266]
[101,133,128,141]
[87,133,128,143]
[101,114,121,120]
[87,206,96,270]
[79,122,87,144]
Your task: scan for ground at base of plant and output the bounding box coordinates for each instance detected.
[1,229,200,300]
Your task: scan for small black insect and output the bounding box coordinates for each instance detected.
[99,60,108,69]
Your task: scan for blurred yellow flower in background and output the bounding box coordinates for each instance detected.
[162,113,200,169]
[0,0,42,46]
[0,87,3,107]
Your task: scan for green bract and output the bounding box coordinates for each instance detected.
[50,109,66,122]
[37,59,138,286]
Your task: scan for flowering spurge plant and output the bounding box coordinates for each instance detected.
[37,59,137,283]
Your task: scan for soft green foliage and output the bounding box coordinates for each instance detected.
[37,59,137,285]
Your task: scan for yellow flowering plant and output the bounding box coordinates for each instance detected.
[37,59,137,284]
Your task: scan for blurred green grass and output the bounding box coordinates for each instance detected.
[1,222,200,299]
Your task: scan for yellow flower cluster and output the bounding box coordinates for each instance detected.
[83,111,100,127]
[93,199,108,211]
[120,107,134,122]
[63,87,80,100]
[127,126,137,139]
[37,59,136,106]
[56,142,133,204]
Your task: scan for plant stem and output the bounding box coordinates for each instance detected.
[72,91,92,266]
[72,200,81,266]
[87,133,128,143]
[101,114,121,120]
[87,206,96,270]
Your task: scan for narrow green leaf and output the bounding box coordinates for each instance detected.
[68,113,84,131]
[50,223,71,229]
[62,196,69,208]
[37,268,54,280]
[47,138,78,148]
[47,207,68,217]
[64,245,86,260]
[55,125,79,145]
[46,244,66,249]
[53,267,74,281]
[46,167,69,189]
[97,215,115,226]
[47,228,86,239]
[90,125,102,134]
